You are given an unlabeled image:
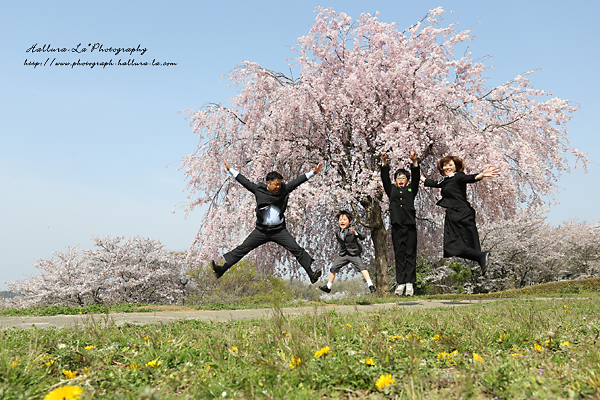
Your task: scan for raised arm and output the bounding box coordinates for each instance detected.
[456,165,501,184]
[409,151,420,193]
[380,152,393,197]
[475,165,500,181]
[287,162,323,192]
[224,159,257,193]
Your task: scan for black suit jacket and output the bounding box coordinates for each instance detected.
[423,172,478,208]
[235,172,309,232]
[335,228,365,257]
[380,164,420,226]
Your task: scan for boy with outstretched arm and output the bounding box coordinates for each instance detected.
[212,160,323,284]
[319,210,376,294]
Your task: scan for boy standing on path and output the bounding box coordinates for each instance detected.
[319,210,376,294]
[212,160,323,284]
[380,151,420,296]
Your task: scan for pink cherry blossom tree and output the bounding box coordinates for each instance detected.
[7,235,189,307]
[181,7,586,293]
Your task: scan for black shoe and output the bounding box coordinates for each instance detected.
[309,270,322,284]
[369,285,376,293]
[211,260,226,279]
[319,285,331,293]
[479,252,490,276]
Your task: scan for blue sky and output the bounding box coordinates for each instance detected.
[1,0,598,289]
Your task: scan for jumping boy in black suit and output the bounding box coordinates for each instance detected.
[211,160,323,284]
[319,210,376,294]
[380,151,420,296]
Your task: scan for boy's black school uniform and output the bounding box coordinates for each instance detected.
[221,170,317,278]
[330,227,367,273]
[380,164,420,285]
[423,172,483,262]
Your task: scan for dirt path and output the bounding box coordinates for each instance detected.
[0,299,499,329]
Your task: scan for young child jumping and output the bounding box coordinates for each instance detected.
[212,160,323,284]
[319,210,376,294]
[422,156,500,275]
[380,151,420,296]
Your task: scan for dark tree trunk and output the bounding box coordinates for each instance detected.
[360,195,389,295]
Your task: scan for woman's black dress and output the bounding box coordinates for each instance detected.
[424,172,481,258]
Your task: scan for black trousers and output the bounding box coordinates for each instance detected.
[391,223,417,284]
[223,227,314,276]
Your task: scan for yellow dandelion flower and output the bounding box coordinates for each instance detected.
[10,360,20,368]
[144,336,149,341]
[285,333,290,337]
[437,349,458,362]
[560,341,571,347]
[230,346,238,352]
[43,385,84,400]
[84,345,95,350]
[127,363,140,370]
[314,346,331,359]
[375,374,395,389]
[62,370,78,379]
[564,305,569,311]
[389,335,402,340]
[533,344,543,352]
[365,357,375,366]
[346,323,352,328]
[145,359,163,368]
[45,359,55,367]
[405,334,423,343]
[544,340,550,345]
[498,333,508,342]
[433,333,441,342]
[289,357,301,369]
[511,353,522,358]
[472,353,484,363]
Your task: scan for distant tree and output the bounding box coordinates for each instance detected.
[7,236,188,307]
[479,207,563,289]
[558,219,600,278]
[426,209,600,293]
[181,7,586,293]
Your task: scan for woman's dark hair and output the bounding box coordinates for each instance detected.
[336,210,353,222]
[437,156,465,175]
[265,171,283,182]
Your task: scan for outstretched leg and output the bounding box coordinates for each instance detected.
[214,229,270,278]
[270,228,321,283]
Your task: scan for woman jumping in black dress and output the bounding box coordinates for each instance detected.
[422,156,500,274]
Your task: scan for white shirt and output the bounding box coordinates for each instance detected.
[228,168,314,225]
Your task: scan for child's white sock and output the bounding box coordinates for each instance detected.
[327,282,332,289]
[366,279,373,286]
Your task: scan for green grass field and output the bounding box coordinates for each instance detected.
[1,279,600,399]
